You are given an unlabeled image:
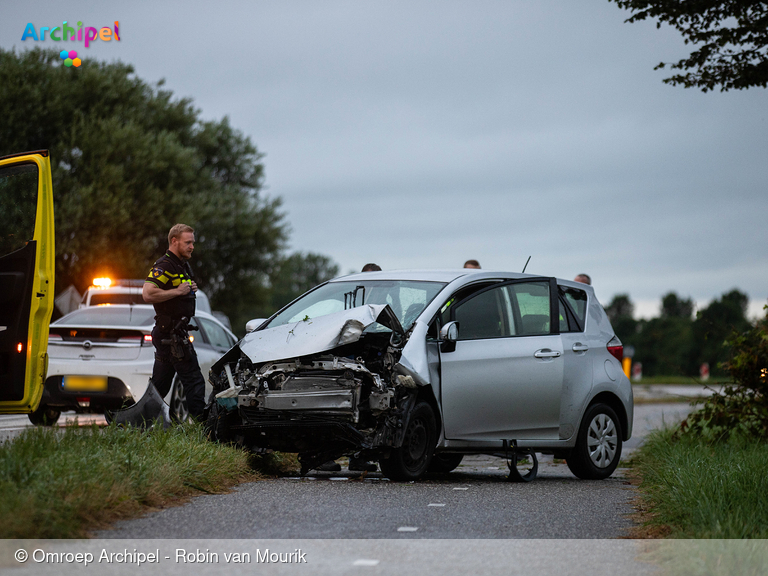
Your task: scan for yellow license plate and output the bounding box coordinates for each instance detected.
[62,375,108,392]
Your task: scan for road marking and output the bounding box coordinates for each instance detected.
[397,526,418,532]
[353,559,380,566]
[453,487,469,490]
[330,477,348,481]
[428,503,446,507]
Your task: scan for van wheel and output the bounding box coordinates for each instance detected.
[28,405,61,426]
[380,401,436,481]
[567,403,622,480]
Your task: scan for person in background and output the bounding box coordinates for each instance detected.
[574,274,591,285]
[463,259,481,269]
[362,263,381,272]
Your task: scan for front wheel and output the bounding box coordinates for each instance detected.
[379,401,436,481]
[567,403,622,480]
[28,404,61,426]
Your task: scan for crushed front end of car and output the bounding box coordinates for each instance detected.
[206,304,424,474]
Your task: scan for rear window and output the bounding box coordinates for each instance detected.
[55,307,155,327]
[89,292,146,305]
[562,287,588,328]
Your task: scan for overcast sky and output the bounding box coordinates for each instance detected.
[3,1,766,318]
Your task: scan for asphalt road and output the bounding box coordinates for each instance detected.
[3,401,693,576]
[94,402,693,540]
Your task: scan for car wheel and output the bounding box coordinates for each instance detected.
[28,404,61,426]
[169,376,190,422]
[567,403,622,480]
[379,401,436,481]
[428,453,464,474]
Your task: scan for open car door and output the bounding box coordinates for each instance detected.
[0,151,55,413]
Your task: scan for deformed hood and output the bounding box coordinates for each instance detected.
[239,304,404,365]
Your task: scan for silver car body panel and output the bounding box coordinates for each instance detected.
[212,269,633,461]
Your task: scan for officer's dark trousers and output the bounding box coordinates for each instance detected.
[150,325,206,420]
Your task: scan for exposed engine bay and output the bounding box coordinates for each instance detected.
[206,305,423,473]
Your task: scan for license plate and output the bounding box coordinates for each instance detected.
[62,375,108,392]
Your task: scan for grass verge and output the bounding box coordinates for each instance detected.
[0,421,296,539]
[632,427,768,538]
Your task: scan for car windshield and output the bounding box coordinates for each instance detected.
[266,280,446,330]
[56,306,156,327]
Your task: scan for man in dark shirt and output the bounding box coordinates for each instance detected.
[142,223,206,420]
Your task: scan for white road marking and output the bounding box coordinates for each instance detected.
[453,487,469,490]
[330,477,348,481]
[397,526,418,532]
[428,503,446,507]
[353,559,380,566]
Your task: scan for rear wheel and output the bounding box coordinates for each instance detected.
[567,403,622,480]
[28,404,61,426]
[428,453,464,474]
[169,376,190,422]
[379,401,436,481]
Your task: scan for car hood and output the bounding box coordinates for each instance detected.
[239,304,404,365]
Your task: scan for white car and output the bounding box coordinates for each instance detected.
[29,305,236,425]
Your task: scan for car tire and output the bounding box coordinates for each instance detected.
[379,401,436,481]
[428,453,464,474]
[567,403,622,480]
[169,376,190,423]
[28,404,61,426]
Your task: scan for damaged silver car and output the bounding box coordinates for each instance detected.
[206,270,633,482]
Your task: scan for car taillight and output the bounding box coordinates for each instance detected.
[48,333,63,342]
[607,337,623,362]
[143,334,152,344]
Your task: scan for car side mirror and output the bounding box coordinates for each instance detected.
[245,318,267,333]
[439,321,459,342]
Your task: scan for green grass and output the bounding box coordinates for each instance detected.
[0,421,292,539]
[634,428,768,538]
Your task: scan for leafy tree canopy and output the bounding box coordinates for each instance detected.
[0,48,290,331]
[609,0,768,91]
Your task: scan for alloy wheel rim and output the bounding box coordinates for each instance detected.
[586,413,617,468]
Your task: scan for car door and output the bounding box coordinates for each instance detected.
[440,278,564,441]
[0,151,55,413]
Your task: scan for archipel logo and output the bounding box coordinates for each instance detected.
[60,50,81,68]
[21,21,120,66]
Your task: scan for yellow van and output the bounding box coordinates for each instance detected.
[0,150,55,414]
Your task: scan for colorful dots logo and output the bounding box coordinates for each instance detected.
[60,49,81,68]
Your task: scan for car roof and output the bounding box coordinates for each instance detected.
[332,269,559,284]
[53,304,226,330]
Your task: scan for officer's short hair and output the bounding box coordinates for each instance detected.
[168,223,194,245]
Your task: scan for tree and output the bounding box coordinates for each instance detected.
[267,252,340,314]
[633,292,695,376]
[605,294,638,344]
[692,289,752,375]
[0,48,287,329]
[609,0,768,91]
[661,292,694,319]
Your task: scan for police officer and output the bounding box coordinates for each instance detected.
[142,223,206,420]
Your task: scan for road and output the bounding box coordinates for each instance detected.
[93,402,692,540]
[3,401,693,576]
